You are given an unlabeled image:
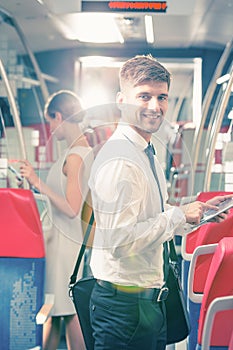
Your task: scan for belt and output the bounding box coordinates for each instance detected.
[97,279,169,302]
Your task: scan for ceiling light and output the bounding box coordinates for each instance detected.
[145,15,154,44]
[79,56,122,68]
[60,13,124,44]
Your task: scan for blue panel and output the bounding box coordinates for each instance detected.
[0,257,45,350]
[187,300,201,350]
[181,259,190,304]
[196,346,228,350]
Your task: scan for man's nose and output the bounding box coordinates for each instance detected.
[148,98,160,111]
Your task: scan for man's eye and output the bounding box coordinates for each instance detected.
[139,95,150,100]
[159,96,168,101]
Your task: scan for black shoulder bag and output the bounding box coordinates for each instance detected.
[165,239,191,344]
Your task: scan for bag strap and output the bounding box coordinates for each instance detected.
[69,208,178,286]
[169,239,179,263]
[69,210,95,287]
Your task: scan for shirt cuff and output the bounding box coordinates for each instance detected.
[165,206,187,236]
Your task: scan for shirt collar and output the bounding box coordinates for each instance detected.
[113,123,148,151]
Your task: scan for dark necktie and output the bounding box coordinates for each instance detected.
[144,143,164,211]
[144,143,169,280]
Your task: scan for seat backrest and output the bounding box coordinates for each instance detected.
[229,328,233,350]
[184,191,233,256]
[192,192,233,293]
[183,192,233,350]
[197,237,233,347]
[0,188,45,350]
[0,188,45,258]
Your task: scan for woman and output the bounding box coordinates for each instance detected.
[20,90,94,350]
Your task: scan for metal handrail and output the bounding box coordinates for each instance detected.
[0,7,49,103]
[192,38,233,176]
[203,66,233,191]
[0,59,27,160]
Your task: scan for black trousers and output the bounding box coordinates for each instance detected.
[90,281,167,350]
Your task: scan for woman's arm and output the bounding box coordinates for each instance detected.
[19,154,84,218]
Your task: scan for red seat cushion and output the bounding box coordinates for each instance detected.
[197,237,233,346]
[0,188,45,258]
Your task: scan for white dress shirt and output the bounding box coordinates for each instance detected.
[89,124,186,288]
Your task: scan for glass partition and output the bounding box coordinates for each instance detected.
[0,7,54,188]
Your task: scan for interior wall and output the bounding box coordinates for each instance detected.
[35,46,224,98]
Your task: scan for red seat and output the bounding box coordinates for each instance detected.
[189,237,233,349]
[182,191,233,258]
[229,328,233,350]
[0,188,45,258]
[0,188,45,350]
[181,191,233,293]
[201,295,233,349]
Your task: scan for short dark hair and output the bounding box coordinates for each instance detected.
[44,90,84,122]
[119,54,171,91]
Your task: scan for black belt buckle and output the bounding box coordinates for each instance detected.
[156,287,169,302]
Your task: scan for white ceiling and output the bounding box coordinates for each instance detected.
[0,0,232,54]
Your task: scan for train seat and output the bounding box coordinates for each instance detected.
[182,191,233,296]
[180,191,233,349]
[200,295,233,349]
[229,327,233,350]
[188,237,233,350]
[0,188,46,350]
[181,191,233,261]
[181,191,233,290]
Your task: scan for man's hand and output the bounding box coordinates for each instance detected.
[181,194,232,225]
[206,194,233,207]
[181,201,219,225]
[206,194,233,223]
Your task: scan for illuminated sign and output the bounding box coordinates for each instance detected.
[82,1,167,12]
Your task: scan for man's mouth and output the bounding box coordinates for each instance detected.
[143,113,161,120]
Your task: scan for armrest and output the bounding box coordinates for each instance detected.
[202,295,233,349]
[187,243,218,303]
[34,193,53,231]
[179,195,198,261]
[36,293,54,325]
[181,225,205,261]
[181,235,192,261]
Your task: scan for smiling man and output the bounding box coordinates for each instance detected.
[117,58,169,139]
[88,54,230,350]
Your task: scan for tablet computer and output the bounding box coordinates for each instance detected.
[193,197,233,229]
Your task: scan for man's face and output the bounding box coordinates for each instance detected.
[117,81,169,137]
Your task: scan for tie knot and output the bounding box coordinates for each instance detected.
[145,143,155,156]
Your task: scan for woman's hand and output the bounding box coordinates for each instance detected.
[19,160,40,190]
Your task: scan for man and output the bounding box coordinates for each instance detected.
[88,54,230,349]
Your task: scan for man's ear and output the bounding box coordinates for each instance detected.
[116,91,124,111]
